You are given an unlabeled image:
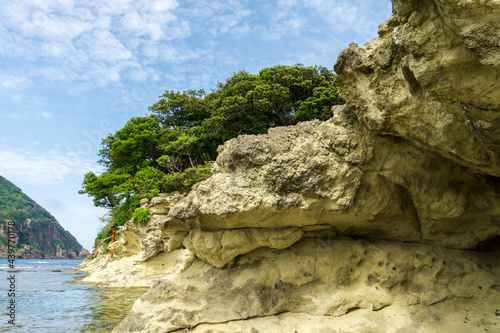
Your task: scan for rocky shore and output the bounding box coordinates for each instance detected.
[0,248,89,259]
[78,0,500,331]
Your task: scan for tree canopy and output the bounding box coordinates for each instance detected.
[79,64,344,244]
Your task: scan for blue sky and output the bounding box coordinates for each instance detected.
[0,0,392,251]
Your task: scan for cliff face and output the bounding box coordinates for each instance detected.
[334,0,500,178]
[79,0,500,332]
[0,175,86,259]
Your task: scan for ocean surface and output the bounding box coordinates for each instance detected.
[0,259,147,332]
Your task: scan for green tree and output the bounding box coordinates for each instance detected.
[99,117,162,174]
[257,64,342,122]
[0,175,83,256]
[203,71,267,140]
[149,89,209,128]
[78,171,131,208]
[79,117,163,210]
[80,64,344,245]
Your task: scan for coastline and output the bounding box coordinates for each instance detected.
[74,247,195,288]
[0,258,148,332]
[0,253,88,260]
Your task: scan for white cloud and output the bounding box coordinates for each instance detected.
[299,0,390,39]
[41,111,54,118]
[0,149,97,186]
[0,0,391,93]
[0,0,186,89]
[255,0,390,44]
[277,0,300,6]
[0,75,33,89]
[10,94,22,102]
[180,0,252,36]
[4,114,28,119]
[77,29,133,62]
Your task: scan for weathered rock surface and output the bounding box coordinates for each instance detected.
[77,247,195,288]
[77,192,194,287]
[169,113,500,257]
[334,0,500,177]
[111,192,187,263]
[115,237,500,332]
[78,0,500,332]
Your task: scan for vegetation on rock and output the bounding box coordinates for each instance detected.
[0,175,83,258]
[79,64,343,245]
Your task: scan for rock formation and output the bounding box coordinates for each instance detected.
[78,0,500,331]
[335,0,500,178]
[0,175,86,259]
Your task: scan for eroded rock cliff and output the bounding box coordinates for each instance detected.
[0,175,86,259]
[78,0,500,332]
[335,0,500,177]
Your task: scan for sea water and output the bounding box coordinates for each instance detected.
[0,259,147,332]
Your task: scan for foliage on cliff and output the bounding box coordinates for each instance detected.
[0,175,83,257]
[79,64,343,244]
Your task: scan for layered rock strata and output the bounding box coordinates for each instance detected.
[78,0,500,331]
[114,237,500,332]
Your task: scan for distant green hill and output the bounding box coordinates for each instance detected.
[0,175,85,259]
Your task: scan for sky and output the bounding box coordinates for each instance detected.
[0,0,393,252]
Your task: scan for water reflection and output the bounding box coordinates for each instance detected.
[79,287,149,332]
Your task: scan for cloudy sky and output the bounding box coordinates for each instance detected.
[0,0,392,251]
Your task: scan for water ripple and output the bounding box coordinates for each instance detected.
[0,259,147,333]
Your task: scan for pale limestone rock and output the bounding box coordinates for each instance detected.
[77,193,189,287]
[335,0,500,176]
[79,0,500,331]
[169,120,370,224]
[87,107,500,279]
[167,109,500,251]
[185,296,500,333]
[114,237,500,332]
[183,227,303,268]
[77,248,195,288]
[109,192,186,263]
[148,193,182,215]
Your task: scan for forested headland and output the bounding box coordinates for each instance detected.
[0,175,84,258]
